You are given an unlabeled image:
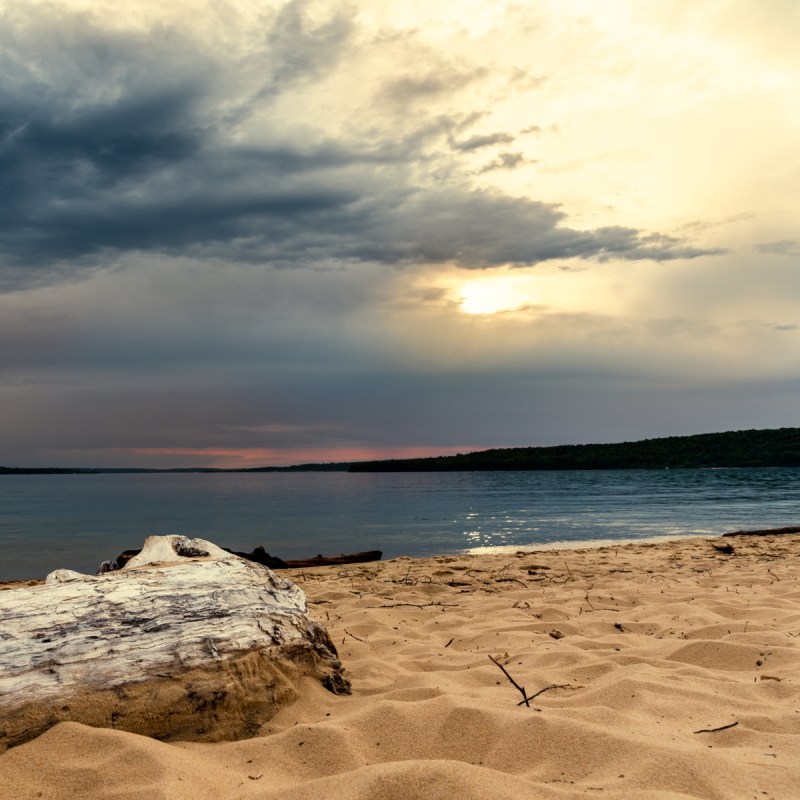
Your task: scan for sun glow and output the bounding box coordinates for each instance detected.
[458,275,538,315]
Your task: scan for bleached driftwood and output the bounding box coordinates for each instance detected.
[0,535,349,751]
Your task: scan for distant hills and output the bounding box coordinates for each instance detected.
[4,428,800,474]
[349,428,800,472]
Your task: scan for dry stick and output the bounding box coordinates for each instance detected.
[488,654,530,707]
[343,629,367,643]
[367,602,459,609]
[496,578,528,587]
[693,721,739,734]
[517,684,575,706]
[563,560,576,582]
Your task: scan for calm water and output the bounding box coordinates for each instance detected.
[1,468,799,581]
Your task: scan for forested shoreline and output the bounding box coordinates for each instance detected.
[5,428,800,474]
[349,428,800,472]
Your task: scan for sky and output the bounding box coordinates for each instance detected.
[1,0,799,468]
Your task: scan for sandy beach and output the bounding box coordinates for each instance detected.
[1,534,799,799]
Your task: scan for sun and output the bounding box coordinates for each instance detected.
[458,276,533,315]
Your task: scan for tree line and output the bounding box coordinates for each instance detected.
[349,428,800,472]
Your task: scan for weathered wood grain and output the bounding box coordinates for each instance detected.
[0,535,349,750]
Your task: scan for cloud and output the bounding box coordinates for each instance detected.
[377,64,489,106]
[450,132,516,151]
[757,239,800,257]
[0,0,356,278]
[477,151,528,172]
[0,0,722,291]
[345,192,723,266]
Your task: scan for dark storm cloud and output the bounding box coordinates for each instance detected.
[0,1,358,276]
[0,2,719,290]
[342,192,721,266]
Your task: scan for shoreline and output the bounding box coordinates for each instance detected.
[0,529,783,588]
[464,531,715,556]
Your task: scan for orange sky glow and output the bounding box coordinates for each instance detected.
[129,445,476,470]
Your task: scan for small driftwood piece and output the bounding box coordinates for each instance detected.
[0,535,349,751]
[693,721,739,734]
[722,526,800,537]
[113,546,383,571]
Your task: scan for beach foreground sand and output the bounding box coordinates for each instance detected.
[1,534,799,799]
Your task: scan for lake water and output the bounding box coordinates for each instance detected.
[1,468,799,581]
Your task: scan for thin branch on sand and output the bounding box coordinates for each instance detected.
[517,683,577,706]
[496,577,528,587]
[366,602,459,609]
[488,654,531,707]
[489,655,582,708]
[693,721,738,734]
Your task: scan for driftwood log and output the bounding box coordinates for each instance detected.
[111,546,383,571]
[0,535,349,751]
[723,526,800,537]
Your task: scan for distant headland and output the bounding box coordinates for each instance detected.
[3,428,800,474]
[349,427,800,472]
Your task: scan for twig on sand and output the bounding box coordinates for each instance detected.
[343,629,368,643]
[693,721,739,734]
[517,684,576,706]
[496,577,528,587]
[488,656,582,708]
[366,602,459,609]
[393,565,418,586]
[488,654,531,707]
[563,561,576,582]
